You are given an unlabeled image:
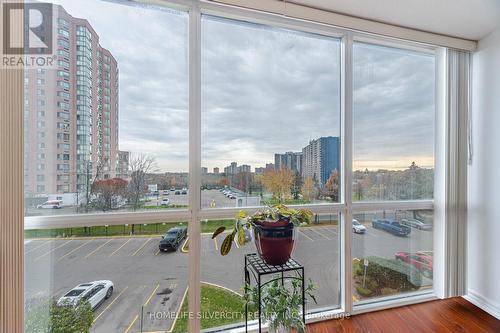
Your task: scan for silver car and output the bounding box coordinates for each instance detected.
[401,218,433,230]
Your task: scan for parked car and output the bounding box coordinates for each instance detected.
[162,190,169,195]
[372,219,411,236]
[160,198,170,206]
[229,194,237,199]
[37,200,63,209]
[181,189,188,195]
[57,280,114,310]
[159,226,188,252]
[174,190,181,195]
[395,251,433,278]
[401,218,432,230]
[352,219,366,234]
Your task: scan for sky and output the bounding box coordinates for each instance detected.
[51,0,435,172]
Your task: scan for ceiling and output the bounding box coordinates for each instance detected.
[290,0,500,41]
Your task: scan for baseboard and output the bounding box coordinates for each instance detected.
[463,290,500,319]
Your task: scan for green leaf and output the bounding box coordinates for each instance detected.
[237,228,246,246]
[237,210,247,219]
[211,226,226,239]
[220,233,233,256]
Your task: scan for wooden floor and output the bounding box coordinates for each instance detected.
[307,297,500,333]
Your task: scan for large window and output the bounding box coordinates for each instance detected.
[351,42,435,305]
[201,16,341,209]
[24,1,189,333]
[22,1,440,333]
[353,42,435,201]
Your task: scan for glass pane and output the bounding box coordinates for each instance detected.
[200,214,340,331]
[353,42,435,201]
[351,209,433,304]
[201,15,341,208]
[23,0,189,217]
[24,1,189,332]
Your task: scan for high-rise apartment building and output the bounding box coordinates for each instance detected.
[274,151,302,174]
[302,137,340,187]
[213,167,219,174]
[224,162,238,175]
[24,5,127,196]
[238,164,251,173]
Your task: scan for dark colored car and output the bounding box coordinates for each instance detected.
[174,190,181,195]
[159,226,187,252]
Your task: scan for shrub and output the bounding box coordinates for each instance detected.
[356,286,373,297]
[25,298,93,333]
[380,287,398,296]
[364,256,422,291]
[353,256,422,299]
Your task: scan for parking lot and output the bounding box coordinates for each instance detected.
[25,221,433,333]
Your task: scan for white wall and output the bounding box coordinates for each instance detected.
[467,27,500,319]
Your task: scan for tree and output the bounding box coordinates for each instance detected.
[291,171,303,200]
[261,168,294,201]
[91,178,128,212]
[301,177,317,202]
[127,154,158,211]
[76,159,104,213]
[25,298,93,333]
[218,177,229,187]
[323,169,340,202]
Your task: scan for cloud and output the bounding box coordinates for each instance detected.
[51,0,435,172]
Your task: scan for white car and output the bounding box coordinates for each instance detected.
[37,200,63,209]
[57,280,114,310]
[160,198,170,206]
[352,219,366,234]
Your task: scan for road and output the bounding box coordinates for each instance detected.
[26,189,238,216]
[25,221,433,333]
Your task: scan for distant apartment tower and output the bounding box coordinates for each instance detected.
[238,164,251,173]
[201,167,208,174]
[302,137,340,187]
[274,152,302,174]
[224,162,238,175]
[23,5,127,195]
[213,167,219,174]
[265,163,274,170]
[255,167,266,174]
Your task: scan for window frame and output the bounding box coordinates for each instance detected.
[21,1,447,332]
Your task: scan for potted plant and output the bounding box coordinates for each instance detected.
[245,277,317,333]
[212,204,313,265]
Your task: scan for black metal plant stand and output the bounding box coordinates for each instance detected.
[244,253,305,333]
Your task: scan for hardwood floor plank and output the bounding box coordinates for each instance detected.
[307,298,500,333]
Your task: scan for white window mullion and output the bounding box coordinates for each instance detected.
[188,3,202,333]
[341,31,354,316]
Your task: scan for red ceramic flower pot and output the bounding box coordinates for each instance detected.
[253,220,296,266]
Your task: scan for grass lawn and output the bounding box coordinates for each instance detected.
[24,222,188,239]
[171,283,246,333]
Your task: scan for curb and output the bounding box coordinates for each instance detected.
[181,237,189,253]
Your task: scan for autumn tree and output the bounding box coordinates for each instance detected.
[261,168,294,201]
[302,177,317,202]
[323,169,340,202]
[91,178,128,212]
[218,177,229,187]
